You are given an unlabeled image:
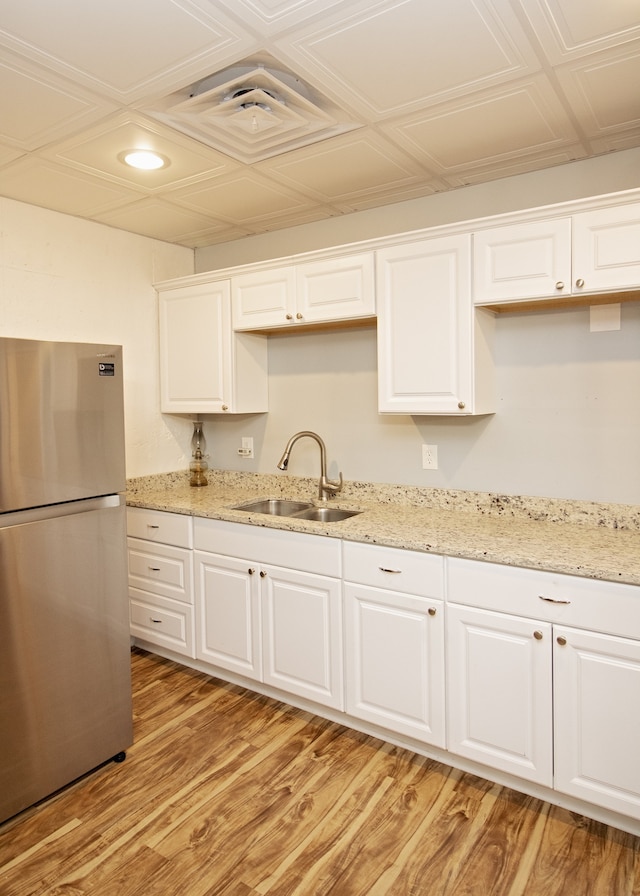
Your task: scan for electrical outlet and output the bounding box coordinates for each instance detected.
[422,444,438,470]
[238,436,254,459]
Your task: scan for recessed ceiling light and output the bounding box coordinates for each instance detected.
[119,149,168,170]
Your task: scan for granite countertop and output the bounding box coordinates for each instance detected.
[126,470,640,587]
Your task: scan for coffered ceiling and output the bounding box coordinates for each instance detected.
[1,0,639,248]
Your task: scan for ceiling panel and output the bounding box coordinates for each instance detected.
[0,157,145,215]
[0,0,254,101]
[0,0,638,247]
[257,131,436,204]
[387,75,583,176]
[275,0,541,117]
[40,113,240,190]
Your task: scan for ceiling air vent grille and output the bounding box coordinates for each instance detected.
[145,61,360,164]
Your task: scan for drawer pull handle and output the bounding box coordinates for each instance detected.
[533,630,543,640]
[148,566,161,572]
[428,607,437,617]
[150,617,162,624]
[379,567,402,574]
[539,595,571,605]
[147,524,160,529]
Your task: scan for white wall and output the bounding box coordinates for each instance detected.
[0,197,194,478]
[195,151,640,505]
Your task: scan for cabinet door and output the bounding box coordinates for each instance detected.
[572,202,640,293]
[296,253,375,324]
[232,266,295,330]
[554,625,640,819]
[447,604,553,786]
[345,583,445,746]
[159,281,231,414]
[474,218,572,304]
[376,234,475,414]
[262,565,343,710]
[194,551,262,681]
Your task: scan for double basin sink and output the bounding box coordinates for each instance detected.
[231,498,361,523]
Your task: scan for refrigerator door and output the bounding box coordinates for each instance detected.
[0,495,133,824]
[0,338,126,513]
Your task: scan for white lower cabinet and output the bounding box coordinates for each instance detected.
[446,603,553,785]
[447,557,640,821]
[344,542,446,747]
[193,518,343,711]
[553,626,640,819]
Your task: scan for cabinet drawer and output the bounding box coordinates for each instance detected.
[127,538,193,603]
[130,589,194,657]
[343,541,444,597]
[447,557,640,640]
[127,507,193,548]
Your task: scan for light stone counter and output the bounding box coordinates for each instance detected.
[127,470,640,587]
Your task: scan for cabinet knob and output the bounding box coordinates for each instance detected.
[557,636,567,646]
[248,568,255,575]
[260,570,267,578]
[428,607,437,617]
[575,278,585,289]
[222,404,229,411]
[286,314,293,320]
[555,281,565,290]
[533,630,543,640]
[457,401,466,410]
[296,313,304,320]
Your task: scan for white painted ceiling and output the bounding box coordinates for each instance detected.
[1,0,639,248]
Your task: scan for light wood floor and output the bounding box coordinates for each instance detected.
[2,647,639,896]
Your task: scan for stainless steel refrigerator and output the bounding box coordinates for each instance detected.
[0,337,133,824]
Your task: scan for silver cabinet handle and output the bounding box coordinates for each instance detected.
[248,568,255,575]
[260,570,267,578]
[379,566,402,574]
[575,278,585,288]
[533,630,543,640]
[555,281,565,290]
[147,524,160,529]
[458,401,466,410]
[286,314,293,320]
[148,566,161,572]
[557,636,567,646]
[296,313,303,320]
[428,607,437,617]
[539,595,571,605]
[150,617,162,624]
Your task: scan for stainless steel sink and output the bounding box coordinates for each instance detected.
[231,498,314,516]
[292,507,361,523]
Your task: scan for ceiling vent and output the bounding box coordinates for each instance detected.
[146,60,360,164]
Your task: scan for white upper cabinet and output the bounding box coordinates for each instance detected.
[473,218,572,304]
[158,279,268,414]
[474,200,640,306]
[376,233,494,415]
[572,202,640,293]
[232,252,375,331]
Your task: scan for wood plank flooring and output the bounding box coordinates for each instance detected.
[2,647,639,895]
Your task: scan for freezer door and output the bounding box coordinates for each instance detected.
[0,496,133,823]
[0,338,126,512]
